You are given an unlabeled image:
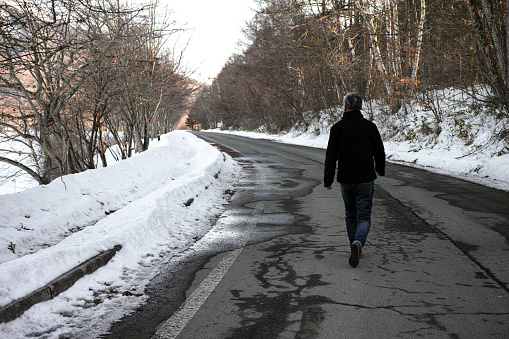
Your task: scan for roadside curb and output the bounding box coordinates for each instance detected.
[0,245,122,324]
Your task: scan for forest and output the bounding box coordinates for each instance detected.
[1,0,509,187]
[0,0,193,185]
[189,0,509,140]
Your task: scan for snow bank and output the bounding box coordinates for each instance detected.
[208,88,509,192]
[0,131,239,307]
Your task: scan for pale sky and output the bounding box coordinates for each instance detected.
[158,0,258,83]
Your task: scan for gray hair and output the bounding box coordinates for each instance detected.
[344,92,362,111]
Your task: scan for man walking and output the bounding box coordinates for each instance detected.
[324,92,385,267]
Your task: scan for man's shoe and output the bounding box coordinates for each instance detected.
[349,242,361,267]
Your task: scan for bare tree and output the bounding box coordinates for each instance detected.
[111,6,192,154]
[0,0,140,183]
[0,0,194,187]
[353,0,427,110]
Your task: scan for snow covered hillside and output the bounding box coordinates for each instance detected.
[209,88,509,192]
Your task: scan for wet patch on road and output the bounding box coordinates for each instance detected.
[373,186,441,236]
[385,163,509,244]
[227,257,335,339]
[217,154,318,246]
[103,152,320,338]
[270,179,300,188]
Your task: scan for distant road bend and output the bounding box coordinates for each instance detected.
[106,131,509,339]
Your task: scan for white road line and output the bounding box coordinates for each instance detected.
[152,248,243,339]
[152,200,265,339]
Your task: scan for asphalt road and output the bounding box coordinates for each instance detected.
[105,131,509,339]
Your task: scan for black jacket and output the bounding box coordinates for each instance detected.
[324,110,385,185]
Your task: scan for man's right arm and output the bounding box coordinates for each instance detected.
[324,126,340,187]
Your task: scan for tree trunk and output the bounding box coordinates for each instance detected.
[411,0,426,82]
[355,0,395,97]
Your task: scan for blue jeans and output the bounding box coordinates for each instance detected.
[340,182,374,247]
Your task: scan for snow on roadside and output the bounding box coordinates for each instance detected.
[207,127,509,191]
[0,130,226,264]
[0,131,239,338]
[204,92,509,192]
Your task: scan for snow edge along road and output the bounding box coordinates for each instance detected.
[0,132,240,316]
[0,245,122,323]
